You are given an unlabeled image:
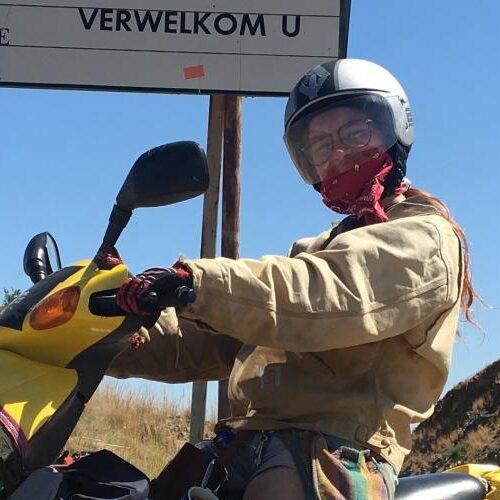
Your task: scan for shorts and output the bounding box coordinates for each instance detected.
[198,430,296,499]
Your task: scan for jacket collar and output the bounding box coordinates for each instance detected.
[325,195,441,245]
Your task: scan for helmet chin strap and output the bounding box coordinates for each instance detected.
[382,142,410,197]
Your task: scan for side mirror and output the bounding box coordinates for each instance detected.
[101,141,209,248]
[117,141,210,210]
[23,232,62,284]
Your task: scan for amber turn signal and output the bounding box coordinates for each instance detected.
[30,286,81,330]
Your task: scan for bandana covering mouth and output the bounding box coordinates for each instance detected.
[320,149,396,224]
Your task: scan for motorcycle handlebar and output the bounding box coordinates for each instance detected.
[89,286,196,317]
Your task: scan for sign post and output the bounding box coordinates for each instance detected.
[218,94,243,420]
[189,94,225,443]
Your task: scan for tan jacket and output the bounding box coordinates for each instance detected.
[109,196,463,473]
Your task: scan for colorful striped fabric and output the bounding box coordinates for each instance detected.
[288,431,396,500]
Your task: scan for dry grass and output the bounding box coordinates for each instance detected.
[464,424,499,462]
[402,359,500,476]
[471,396,486,412]
[434,429,462,453]
[403,419,500,475]
[466,425,491,454]
[66,383,215,479]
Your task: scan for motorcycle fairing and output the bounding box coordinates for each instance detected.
[0,259,128,367]
[0,350,78,449]
[0,266,83,332]
[0,259,140,471]
[22,314,144,471]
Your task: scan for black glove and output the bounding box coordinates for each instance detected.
[117,265,195,316]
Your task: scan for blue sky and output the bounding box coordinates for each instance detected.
[1,0,499,408]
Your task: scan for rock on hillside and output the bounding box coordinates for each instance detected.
[401,359,499,476]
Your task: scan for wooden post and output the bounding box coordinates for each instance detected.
[189,94,225,444]
[218,94,242,420]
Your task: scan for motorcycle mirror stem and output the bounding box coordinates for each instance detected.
[100,205,132,249]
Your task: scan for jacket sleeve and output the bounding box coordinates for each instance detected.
[179,215,461,352]
[107,318,242,383]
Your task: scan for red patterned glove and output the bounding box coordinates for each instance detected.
[117,264,194,316]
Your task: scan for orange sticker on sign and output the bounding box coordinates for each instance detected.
[184,65,205,79]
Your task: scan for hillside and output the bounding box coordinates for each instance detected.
[401,359,500,476]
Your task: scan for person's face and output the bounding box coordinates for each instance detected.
[307,107,386,179]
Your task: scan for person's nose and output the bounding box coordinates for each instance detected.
[317,148,348,179]
[319,147,354,180]
[326,146,353,174]
[330,147,348,165]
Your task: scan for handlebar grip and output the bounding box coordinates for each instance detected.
[142,286,196,310]
[89,292,124,316]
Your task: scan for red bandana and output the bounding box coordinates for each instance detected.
[320,149,395,225]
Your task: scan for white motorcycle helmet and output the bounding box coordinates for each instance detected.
[284,59,414,193]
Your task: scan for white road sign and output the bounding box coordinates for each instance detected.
[0,1,350,96]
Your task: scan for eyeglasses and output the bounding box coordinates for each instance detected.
[301,119,374,166]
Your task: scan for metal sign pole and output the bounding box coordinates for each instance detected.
[189,94,225,443]
[189,93,241,434]
[218,94,242,420]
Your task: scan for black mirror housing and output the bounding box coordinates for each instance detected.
[23,232,62,283]
[116,141,210,211]
[100,141,210,249]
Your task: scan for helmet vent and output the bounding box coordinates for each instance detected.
[298,66,330,99]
